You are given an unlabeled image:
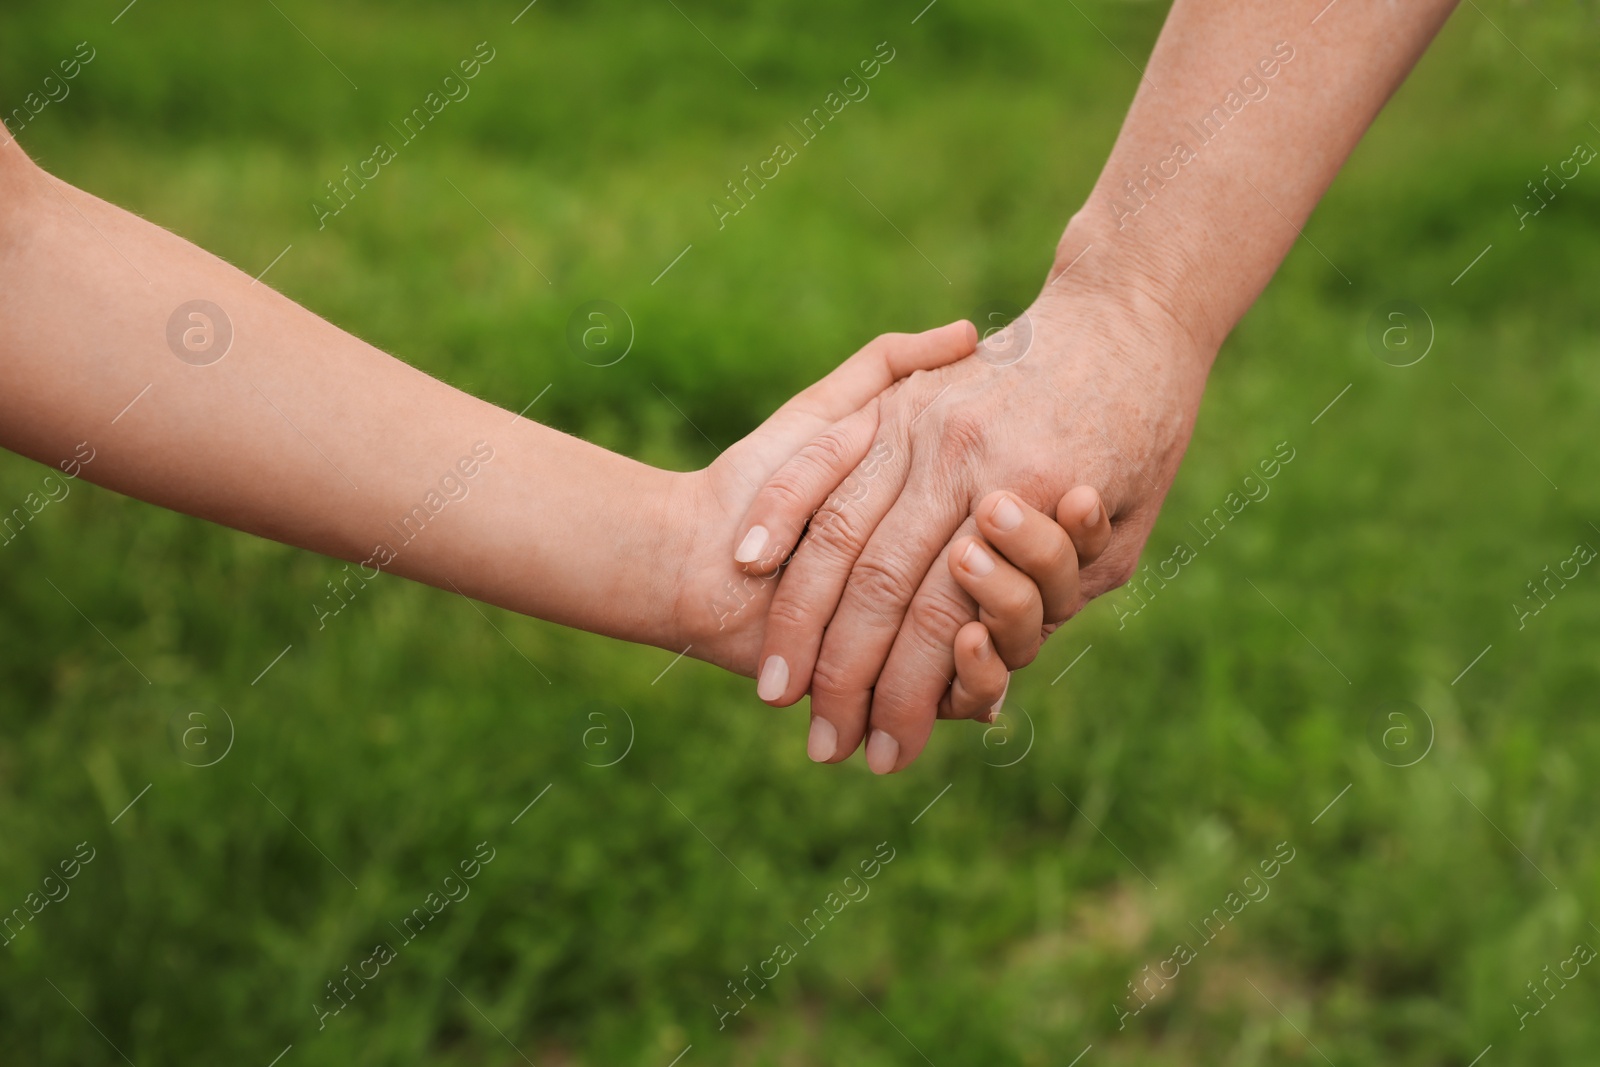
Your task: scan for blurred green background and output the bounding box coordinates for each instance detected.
[3,1,1599,1063]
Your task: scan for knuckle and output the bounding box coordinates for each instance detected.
[869,683,925,730]
[758,468,817,520]
[933,408,989,465]
[948,690,983,720]
[834,479,867,505]
[804,501,867,557]
[760,431,871,522]
[1006,639,1042,669]
[763,592,817,634]
[858,438,894,478]
[847,551,923,610]
[803,424,857,474]
[1043,598,1077,627]
[884,369,935,414]
[1086,524,1151,596]
[996,582,1040,623]
[1042,532,1078,579]
[904,586,975,646]
[1102,558,1137,592]
[810,653,866,703]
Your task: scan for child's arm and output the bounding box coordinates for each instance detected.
[0,138,683,647]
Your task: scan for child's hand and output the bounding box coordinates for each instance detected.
[940,486,1111,722]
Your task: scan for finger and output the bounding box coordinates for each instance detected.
[779,320,976,428]
[860,530,977,773]
[944,621,1010,720]
[753,432,913,710]
[1057,485,1111,565]
[946,535,1044,667]
[736,322,974,574]
[734,401,881,574]
[800,474,968,764]
[973,489,1081,626]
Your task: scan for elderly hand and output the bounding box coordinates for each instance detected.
[732,274,1213,772]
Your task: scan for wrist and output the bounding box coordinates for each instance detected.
[661,466,769,677]
[1032,219,1214,393]
[1046,205,1227,366]
[656,468,708,653]
[627,465,707,655]
[1014,234,1215,520]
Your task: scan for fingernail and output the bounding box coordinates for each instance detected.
[976,630,993,661]
[990,673,1011,718]
[1084,501,1102,528]
[993,496,1023,531]
[735,525,769,564]
[961,542,996,576]
[757,655,789,701]
[807,716,838,762]
[866,729,900,775]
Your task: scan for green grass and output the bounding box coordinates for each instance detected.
[3,0,1600,1063]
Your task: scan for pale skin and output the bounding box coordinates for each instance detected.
[738,0,1461,772]
[0,132,1104,719]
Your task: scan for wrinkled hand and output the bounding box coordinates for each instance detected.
[734,283,1212,772]
[667,321,976,678]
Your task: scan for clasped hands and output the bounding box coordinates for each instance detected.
[669,275,1207,775]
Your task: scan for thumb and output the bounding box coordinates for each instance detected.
[783,319,975,424]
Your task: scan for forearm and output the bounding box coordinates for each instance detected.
[1052,0,1458,353]
[0,140,685,649]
